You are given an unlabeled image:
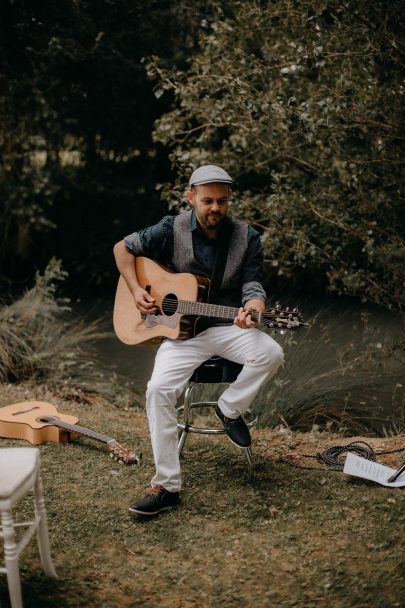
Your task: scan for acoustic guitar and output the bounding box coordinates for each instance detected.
[113,256,307,345]
[0,401,141,465]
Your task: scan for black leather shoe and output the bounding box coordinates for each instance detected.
[129,485,180,516]
[215,405,251,448]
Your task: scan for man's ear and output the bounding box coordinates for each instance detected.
[187,190,195,207]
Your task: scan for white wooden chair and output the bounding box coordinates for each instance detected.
[0,448,57,608]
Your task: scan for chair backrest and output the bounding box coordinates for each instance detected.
[0,447,40,510]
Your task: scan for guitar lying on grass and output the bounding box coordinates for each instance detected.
[0,401,141,465]
[113,256,307,345]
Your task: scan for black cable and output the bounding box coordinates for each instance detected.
[315,441,376,470]
[280,441,405,472]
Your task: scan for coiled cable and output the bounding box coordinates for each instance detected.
[280,440,405,471]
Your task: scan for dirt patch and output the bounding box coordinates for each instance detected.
[0,383,404,607]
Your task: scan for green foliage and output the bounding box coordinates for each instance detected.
[0,258,117,402]
[147,0,405,309]
[256,310,405,435]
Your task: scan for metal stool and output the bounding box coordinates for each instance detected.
[177,356,258,480]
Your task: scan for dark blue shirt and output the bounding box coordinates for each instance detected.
[124,211,266,304]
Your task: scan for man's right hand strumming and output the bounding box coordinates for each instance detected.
[133,286,156,315]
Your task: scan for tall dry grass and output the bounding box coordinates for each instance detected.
[0,259,133,405]
[256,308,405,436]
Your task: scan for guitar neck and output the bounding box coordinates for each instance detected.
[45,417,113,444]
[177,300,260,322]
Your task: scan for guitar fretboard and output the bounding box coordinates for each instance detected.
[177,300,260,321]
[43,417,113,444]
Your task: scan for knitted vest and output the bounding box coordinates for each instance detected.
[172,210,248,307]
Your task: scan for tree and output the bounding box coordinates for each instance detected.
[147,0,405,309]
[0,0,220,288]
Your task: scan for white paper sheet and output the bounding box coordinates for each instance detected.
[343,452,405,487]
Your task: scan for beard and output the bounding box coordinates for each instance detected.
[202,213,225,231]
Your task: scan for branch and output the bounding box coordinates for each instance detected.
[343,158,405,165]
[285,154,320,173]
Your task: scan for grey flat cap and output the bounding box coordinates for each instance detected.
[188,164,233,188]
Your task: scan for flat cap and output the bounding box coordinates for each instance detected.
[188,164,233,188]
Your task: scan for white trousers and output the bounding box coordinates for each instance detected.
[145,325,284,492]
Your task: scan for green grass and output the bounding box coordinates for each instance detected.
[0,385,404,608]
[0,259,138,407]
[256,308,405,436]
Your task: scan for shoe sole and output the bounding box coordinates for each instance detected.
[215,413,251,449]
[128,504,178,516]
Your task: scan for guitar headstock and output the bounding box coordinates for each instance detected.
[107,440,142,465]
[262,305,307,332]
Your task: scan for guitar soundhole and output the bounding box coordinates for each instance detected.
[161,293,178,316]
[37,416,55,424]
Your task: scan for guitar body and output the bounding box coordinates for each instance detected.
[113,257,306,346]
[113,257,208,345]
[0,401,79,445]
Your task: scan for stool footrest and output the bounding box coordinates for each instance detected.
[177,423,225,435]
[177,403,258,435]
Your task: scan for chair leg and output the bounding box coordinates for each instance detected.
[1,510,23,608]
[34,475,57,579]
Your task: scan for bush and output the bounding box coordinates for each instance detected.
[256,308,405,435]
[0,258,128,404]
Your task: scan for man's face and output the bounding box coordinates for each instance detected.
[187,183,230,236]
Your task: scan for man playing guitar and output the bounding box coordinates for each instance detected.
[113,165,284,516]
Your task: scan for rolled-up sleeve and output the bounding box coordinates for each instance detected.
[241,227,267,305]
[124,232,144,255]
[124,215,175,261]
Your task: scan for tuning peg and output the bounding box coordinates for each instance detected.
[293,307,298,313]
[285,307,289,312]
[276,304,281,311]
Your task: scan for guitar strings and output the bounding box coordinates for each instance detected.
[141,298,292,314]
[139,297,297,321]
[141,298,251,313]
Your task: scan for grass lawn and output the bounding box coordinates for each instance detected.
[0,384,404,608]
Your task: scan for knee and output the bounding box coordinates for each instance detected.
[146,377,180,406]
[146,378,167,402]
[254,341,284,371]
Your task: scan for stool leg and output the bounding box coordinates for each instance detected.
[1,510,23,608]
[178,429,188,455]
[34,474,57,579]
[178,384,194,455]
[244,447,254,482]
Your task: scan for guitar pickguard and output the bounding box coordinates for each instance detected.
[144,312,180,329]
